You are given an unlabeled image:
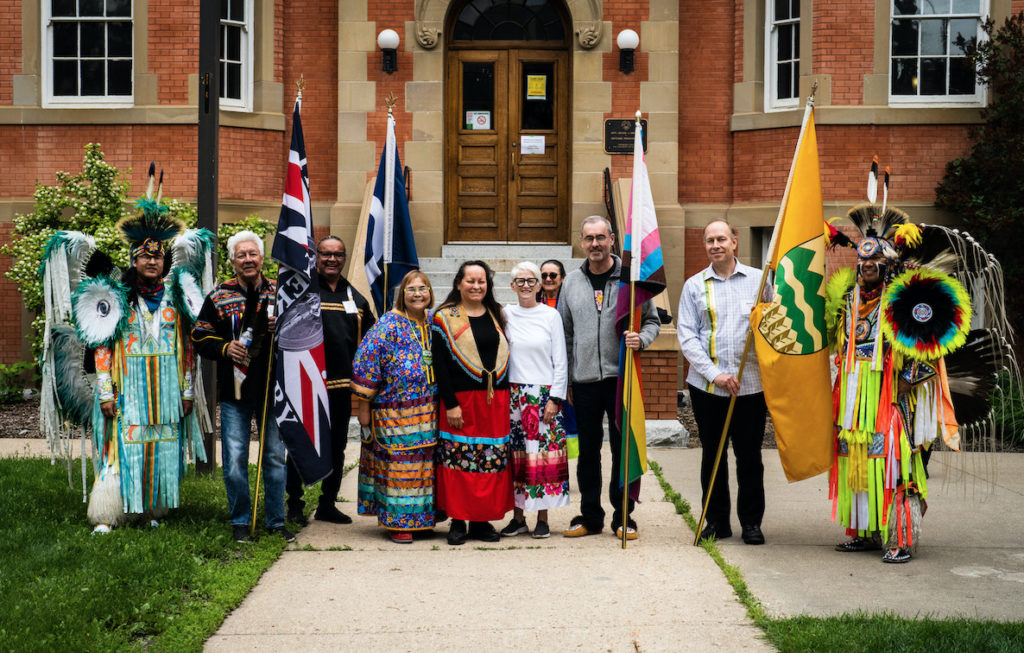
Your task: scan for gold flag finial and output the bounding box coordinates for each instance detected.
[385,92,397,115]
[296,74,306,94]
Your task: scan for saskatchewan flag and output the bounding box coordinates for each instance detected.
[750,104,833,482]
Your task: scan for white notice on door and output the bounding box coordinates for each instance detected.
[465,111,491,130]
[520,135,545,155]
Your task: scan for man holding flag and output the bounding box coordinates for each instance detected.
[559,215,660,540]
[271,92,335,525]
[677,220,769,545]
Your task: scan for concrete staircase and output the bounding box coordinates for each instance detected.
[418,244,585,307]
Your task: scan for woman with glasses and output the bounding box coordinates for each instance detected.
[352,271,438,543]
[538,259,566,308]
[431,260,513,545]
[500,262,570,539]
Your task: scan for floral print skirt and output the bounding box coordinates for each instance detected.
[509,383,570,512]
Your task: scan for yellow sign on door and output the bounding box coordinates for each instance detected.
[526,75,547,100]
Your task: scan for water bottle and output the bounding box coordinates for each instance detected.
[239,327,253,348]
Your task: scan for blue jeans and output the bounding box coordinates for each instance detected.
[220,399,287,528]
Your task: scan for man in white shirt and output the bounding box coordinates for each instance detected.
[676,220,768,545]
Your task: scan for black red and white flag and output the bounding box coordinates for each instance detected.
[270,95,332,485]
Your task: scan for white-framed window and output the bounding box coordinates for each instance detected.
[890,0,985,105]
[765,0,800,111]
[43,0,134,107]
[220,0,254,111]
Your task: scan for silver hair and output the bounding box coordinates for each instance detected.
[227,230,264,259]
[510,261,541,280]
[580,215,614,236]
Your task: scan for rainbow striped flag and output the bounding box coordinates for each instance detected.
[615,118,666,495]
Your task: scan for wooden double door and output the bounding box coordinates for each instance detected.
[445,49,570,242]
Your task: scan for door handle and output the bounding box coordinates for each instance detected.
[510,142,517,181]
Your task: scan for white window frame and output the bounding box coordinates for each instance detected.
[219,0,254,112]
[765,0,801,111]
[42,1,135,108]
[888,0,987,107]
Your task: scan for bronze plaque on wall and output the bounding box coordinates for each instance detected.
[604,119,648,154]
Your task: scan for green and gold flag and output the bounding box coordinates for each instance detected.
[751,105,833,482]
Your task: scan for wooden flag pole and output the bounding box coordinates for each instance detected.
[251,329,278,537]
[621,279,637,549]
[692,87,817,546]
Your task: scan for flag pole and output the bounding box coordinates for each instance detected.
[692,86,817,546]
[383,93,397,310]
[250,328,278,536]
[621,110,643,549]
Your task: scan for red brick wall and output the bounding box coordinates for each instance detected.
[283,1,338,200]
[813,2,874,105]
[679,0,735,204]
[150,0,199,104]
[683,227,707,280]
[366,2,416,171]
[733,124,974,204]
[639,350,678,420]
[0,0,20,105]
[0,221,25,364]
[604,3,649,181]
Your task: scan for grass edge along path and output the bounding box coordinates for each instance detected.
[0,457,298,652]
[647,458,1024,653]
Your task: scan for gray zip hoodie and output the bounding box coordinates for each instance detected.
[558,254,661,384]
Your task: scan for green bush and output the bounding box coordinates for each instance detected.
[0,362,39,404]
[991,370,1024,447]
[216,215,278,282]
[2,144,196,356]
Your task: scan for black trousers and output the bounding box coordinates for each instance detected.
[574,378,634,529]
[286,387,352,512]
[689,385,767,528]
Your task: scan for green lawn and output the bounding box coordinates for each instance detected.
[0,457,296,652]
[648,461,1024,653]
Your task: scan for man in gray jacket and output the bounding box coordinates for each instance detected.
[559,216,661,539]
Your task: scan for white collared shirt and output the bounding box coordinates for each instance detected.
[676,260,764,397]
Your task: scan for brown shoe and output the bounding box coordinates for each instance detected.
[615,526,638,541]
[563,516,602,537]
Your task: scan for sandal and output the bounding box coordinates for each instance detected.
[882,547,912,563]
[834,537,881,552]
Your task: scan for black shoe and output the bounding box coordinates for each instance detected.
[314,504,353,524]
[447,519,467,546]
[699,522,732,541]
[532,520,551,539]
[232,524,252,543]
[500,517,529,537]
[287,508,308,527]
[468,521,500,542]
[268,526,296,542]
[741,524,765,545]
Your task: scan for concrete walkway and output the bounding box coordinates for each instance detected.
[7,438,1022,650]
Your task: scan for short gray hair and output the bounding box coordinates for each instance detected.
[580,215,613,236]
[510,261,541,280]
[227,230,264,259]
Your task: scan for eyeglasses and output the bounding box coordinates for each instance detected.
[541,272,559,280]
[404,286,430,295]
[318,251,346,259]
[513,278,539,288]
[582,234,610,244]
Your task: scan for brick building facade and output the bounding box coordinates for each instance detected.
[2,0,1019,402]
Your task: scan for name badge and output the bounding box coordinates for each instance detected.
[342,300,358,313]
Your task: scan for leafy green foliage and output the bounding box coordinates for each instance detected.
[0,457,288,652]
[935,13,1024,333]
[1,144,196,356]
[992,370,1024,447]
[0,362,38,404]
[216,215,278,283]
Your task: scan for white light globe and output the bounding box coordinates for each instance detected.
[377,29,400,50]
[616,29,639,51]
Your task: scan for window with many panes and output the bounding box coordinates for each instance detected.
[45,0,133,105]
[220,0,253,111]
[766,0,800,110]
[890,0,984,104]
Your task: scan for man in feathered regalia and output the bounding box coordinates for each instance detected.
[39,165,214,533]
[825,193,1012,563]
